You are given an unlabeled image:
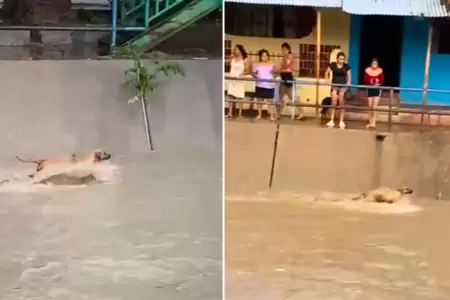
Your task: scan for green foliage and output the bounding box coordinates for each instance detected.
[112,45,186,98]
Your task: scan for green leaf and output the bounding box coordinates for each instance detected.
[120,45,187,99]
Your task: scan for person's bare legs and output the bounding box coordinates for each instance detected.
[371,95,380,127]
[237,100,243,119]
[338,90,346,129]
[277,84,290,119]
[269,99,277,121]
[367,97,374,127]
[256,98,263,119]
[366,97,373,128]
[226,96,234,118]
[327,89,338,127]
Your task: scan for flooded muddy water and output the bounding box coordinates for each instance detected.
[226,194,450,300]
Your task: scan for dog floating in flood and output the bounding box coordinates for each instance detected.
[15,149,111,180]
[352,187,413,204]
[3,150,113,186]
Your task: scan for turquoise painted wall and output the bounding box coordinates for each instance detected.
[348,15,450,105]
[348,15,361,86]
[400,17,450,105]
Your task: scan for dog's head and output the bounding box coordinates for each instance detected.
[93,149,112,162]
[397,187,413,195]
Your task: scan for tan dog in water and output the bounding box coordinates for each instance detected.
[352,187,413,204]
[16,149,112,178]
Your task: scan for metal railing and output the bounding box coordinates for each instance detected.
[224,76,450,131]
[116,0,188,46]
[0,0,188,51]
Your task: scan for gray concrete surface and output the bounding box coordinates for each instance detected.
[225,122,276,195]
[0,60,222,300]
[226,120,450,200]
[272,125,378,194]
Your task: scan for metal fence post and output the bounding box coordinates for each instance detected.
[291,82,296,120]
[111,0,118,47]
[274,83,279,117]
[388,88,394,132]
[315,78,320,120]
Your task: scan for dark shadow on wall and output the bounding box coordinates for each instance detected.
[152,9,222,59]
[358,15,404,88]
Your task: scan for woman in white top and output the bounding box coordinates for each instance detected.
[226,44,249,118]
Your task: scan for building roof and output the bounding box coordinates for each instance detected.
[225,0,450,17]
[342,0,450,17]
[224,0,342,8]
[0,0,111,10]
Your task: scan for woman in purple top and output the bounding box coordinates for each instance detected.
[252,49,276,120]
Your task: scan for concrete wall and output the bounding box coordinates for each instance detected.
[225,121,450,200]
[0,60,222,157]
[225,122,276,195]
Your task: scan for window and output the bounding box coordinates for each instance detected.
[433,19,450,54]
[224,39,232,73]
[298,44,341,78]
[225,3,317,39]
[237,44,339,78]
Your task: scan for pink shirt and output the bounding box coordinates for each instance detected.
[281,54,294,73]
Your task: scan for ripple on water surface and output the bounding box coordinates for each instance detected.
[226,192,450,300]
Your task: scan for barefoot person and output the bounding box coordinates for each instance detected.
[253,49,276,120]
[364,58,384,129]
[226,44,249,118]
[277,43,302,119]
[325,52,351,129]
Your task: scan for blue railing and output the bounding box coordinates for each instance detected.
[112,0,189,47]
[0,0,190,50]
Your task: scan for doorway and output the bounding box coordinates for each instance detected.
[358,16,404,87]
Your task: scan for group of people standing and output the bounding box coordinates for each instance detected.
[226,43,385,129]
[226,42,301,121]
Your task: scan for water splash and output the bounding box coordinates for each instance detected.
[0,162,120,193]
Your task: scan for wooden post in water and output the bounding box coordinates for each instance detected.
[315,10,322,119]
[421,22,433,126]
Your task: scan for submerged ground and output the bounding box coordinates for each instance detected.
[0,61,222,299]
[226,195,450,300]
[225,120,450,300]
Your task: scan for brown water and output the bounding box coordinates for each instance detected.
[226,194,450,300]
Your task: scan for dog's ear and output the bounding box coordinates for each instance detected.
[397,187,413,194]
[93,151,101,161]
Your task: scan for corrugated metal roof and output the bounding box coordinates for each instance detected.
[342,0,450,17]
[224,0,342,8]
[225,0,450,16]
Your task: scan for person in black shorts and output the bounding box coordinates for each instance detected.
[325,51,351,129]
[364,58,385,128]
[253,49,276,120]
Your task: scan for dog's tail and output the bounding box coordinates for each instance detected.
[352,193,366,201]
[15,156,41,165]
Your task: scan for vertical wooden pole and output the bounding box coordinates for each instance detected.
[315,10,322,119]
[421,22,433,126]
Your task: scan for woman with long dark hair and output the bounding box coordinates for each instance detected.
[252,49,276,120]
[325,51,351,129]
[364,58,384,128]
[226,44,249,118]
